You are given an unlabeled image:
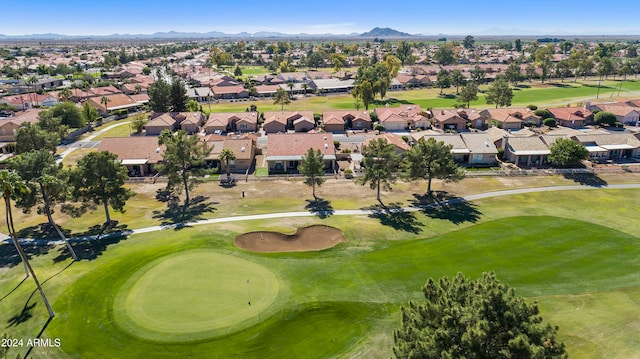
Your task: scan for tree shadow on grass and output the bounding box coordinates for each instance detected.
[152,195,217,228]
[0,277,28,303]
[563,173,608,187]
[411,191,482,225]
[0,240,54,269]
[7,301,36,327]
[305,197,335,218]
[362,202,423,234]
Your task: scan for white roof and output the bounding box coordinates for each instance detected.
[585,145,608,153]
[511,150,550,155]
[452,149,471,154]
[121,159,148,165]
[601,144,636,150]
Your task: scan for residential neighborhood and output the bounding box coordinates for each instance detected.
[2,19,640,359]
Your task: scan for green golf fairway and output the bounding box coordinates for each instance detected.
[114,250,279,341]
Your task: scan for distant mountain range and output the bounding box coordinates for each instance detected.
[0,27,413,40]
[1,27,638,40]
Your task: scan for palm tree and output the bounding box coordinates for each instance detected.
[273,87,291,111]
[58,88,73,102]
[218,148,236,180]
[0,170,55,318]
[100,95,110,114]
[287,81,295,99]
[301,83,309,96]
[26,75,38,108]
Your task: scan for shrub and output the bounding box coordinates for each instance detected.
[401,135,409,143]
[543,118,557,127]
[534,109,552,119]
[527,104,538,110]
[341,148,351,154]
[333,140,340,150]
[374,124,385,131]
[594,111,617,127]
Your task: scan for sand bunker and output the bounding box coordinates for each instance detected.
[234,225,346,253]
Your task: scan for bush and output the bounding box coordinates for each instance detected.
[333,140,340,150]
[543,118,557,127]
[594,111,617,127]
[401,135,409,143]
[534,109,552,119]
[340,148,351,154]
[374,124,385,131]
[526,104,538,110]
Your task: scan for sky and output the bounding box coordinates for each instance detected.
[1,0,639,36]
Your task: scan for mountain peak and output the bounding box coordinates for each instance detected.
[360,27,413,38]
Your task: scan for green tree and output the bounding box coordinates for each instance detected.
[0,170,56,318]
[470,65,486,84]
[209,46,232,69]
[298,148,326,199]
[404,137,465,195]
[82,101,99,126]
[330,53,346,73]
[515,38,522,52]
[359,138,400,203]
[548,138,588,168]
[9,149,78,260]
[525,63,538,82]
[218,148,236,179]
[435,68,451,95]
[169,78,188,112]
[394,272,567,359]
[157,129,212,210]
[505,62,523,85]
[69,151,134,225]
[50,101,85,128]
[100,95,110,114]
[130,113,147,134]
[594,111,618,127]
[273,87,291,111]
[535,45,554,83]
[58,87,73,102]
[450,69,466,94]
[15,122,59,154]
[463,35,475,49]
[353,78,375,110]
[147,74,171,112]
[485,76,513,108]
[306,52,324,70]
[186,99,202,112]
[395,41,412,65]
[234,65,242,77]
[457,82,479,109]
[434,42,456,65]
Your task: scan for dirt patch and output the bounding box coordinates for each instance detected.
[234,225,346,253]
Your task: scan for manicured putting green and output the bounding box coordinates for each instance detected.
[115,250,279,341]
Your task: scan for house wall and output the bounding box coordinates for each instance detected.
[352,119,371,130]
[181,124,200,134]
[145,126,172,135]
[263,122,286,133]
[469,153,497,165]
[323,123,344,133]
[294,120,315,132]
[381,121,406,131]
[501,122,522,130]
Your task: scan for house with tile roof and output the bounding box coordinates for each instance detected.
[547,107,592,128]
[86,93,142,115]
[263,111,314,133]
[266,133,336,174]
[322,110,372,132]
[144,113,180,135]
[97,136,164,176]
[205,112,259,133]
[366,133,411,155]
[588,103,640,125]
[430,109,468,131]
[179,112,206,134]
[375,104,429,131]
[572,133,640,161]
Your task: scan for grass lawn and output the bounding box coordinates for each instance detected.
[1,185,640,358]
[204,79,640,114]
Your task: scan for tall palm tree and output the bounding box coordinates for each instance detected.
[301,83,309,96]
[218,148,236,179]
[26,75,38,108]
[100,96,110,114]
[0,170,55,318]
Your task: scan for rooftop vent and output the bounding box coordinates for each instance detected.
[241,146,246,152]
